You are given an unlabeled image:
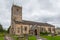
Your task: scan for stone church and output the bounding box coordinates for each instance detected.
[10,5,55,36]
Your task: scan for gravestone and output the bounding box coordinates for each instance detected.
[37,38,47,40]
[18,34,28,40]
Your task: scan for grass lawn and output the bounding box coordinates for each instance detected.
[12,35,37,40]
[28,35,60,40]
[2,34,60,40]
[28,36,37,40]
[12,35,60,40]
[12,36,18,40]
[41,36,60,40]
[0,33,5,40]
[0,37,4,40]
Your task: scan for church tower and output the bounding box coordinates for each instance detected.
[11,5,22,22]
[10,5,22,34]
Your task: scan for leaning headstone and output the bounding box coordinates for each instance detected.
[17,35,24,40]
[4,35,14,40]
[37,38,47,40]
[36,36,47,40]
[37,39,42,40]
[17,35,28,40]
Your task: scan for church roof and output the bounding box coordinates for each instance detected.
[15,20,55,27]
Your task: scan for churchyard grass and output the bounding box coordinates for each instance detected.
[28,36,37,40]
[0,37,4,40]
[41,36,60,40]
[0,33,5,40]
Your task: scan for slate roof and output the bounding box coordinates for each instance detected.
[15,20,55,27]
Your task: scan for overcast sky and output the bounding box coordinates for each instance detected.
[0,0,60,29]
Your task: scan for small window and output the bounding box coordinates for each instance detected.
[18,28,20,33]
[11,28,14,33]
[48,28,51,32]
[40,27,43,32]
[17,9,19,11]
[52,28,55,31]
[24,27,27,31]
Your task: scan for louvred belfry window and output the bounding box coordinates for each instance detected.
[17,9,19,11]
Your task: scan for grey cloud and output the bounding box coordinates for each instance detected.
[0,0,12,29]
[22,0,60,27]
[0,0,60,29]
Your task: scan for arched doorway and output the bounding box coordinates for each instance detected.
[34,29,37,35]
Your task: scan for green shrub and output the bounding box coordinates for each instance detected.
[0,33,5,37]
[40,32,50,36]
